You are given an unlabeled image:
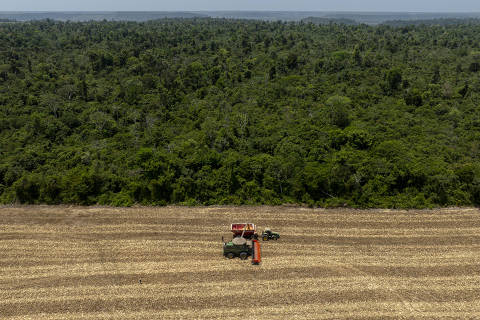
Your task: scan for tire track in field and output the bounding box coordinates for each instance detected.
[2,287,478,317]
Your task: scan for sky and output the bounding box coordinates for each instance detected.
[1,0,480,12]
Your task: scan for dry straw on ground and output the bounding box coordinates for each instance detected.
[1,206,479,319]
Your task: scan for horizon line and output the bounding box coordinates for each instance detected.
[2,10,480,14]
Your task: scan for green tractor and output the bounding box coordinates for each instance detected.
[261,228,280,241]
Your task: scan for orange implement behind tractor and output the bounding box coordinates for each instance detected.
[252,239,261,265]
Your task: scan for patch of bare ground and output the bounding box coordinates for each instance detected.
[0,206,479,319]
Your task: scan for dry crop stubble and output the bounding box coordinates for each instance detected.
[0,206,479,319]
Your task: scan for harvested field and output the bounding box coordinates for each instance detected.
[0,206,479,319]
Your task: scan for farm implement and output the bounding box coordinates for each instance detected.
[223,223,280,265]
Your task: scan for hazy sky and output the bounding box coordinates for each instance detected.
[2,0,480,12]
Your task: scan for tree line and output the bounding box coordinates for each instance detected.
[1,19,480,207]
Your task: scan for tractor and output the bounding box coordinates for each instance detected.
[261,228,280,241]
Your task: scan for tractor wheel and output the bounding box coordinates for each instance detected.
[263,236,268,241]
[239,252,248,260]
[226,252,235,259]
[274,237,278,240]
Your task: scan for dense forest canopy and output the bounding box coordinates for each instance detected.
[1,19,480,207]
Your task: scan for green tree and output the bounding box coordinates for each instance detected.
[326,95,351,129]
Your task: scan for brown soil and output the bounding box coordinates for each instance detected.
[1,206,479,319]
